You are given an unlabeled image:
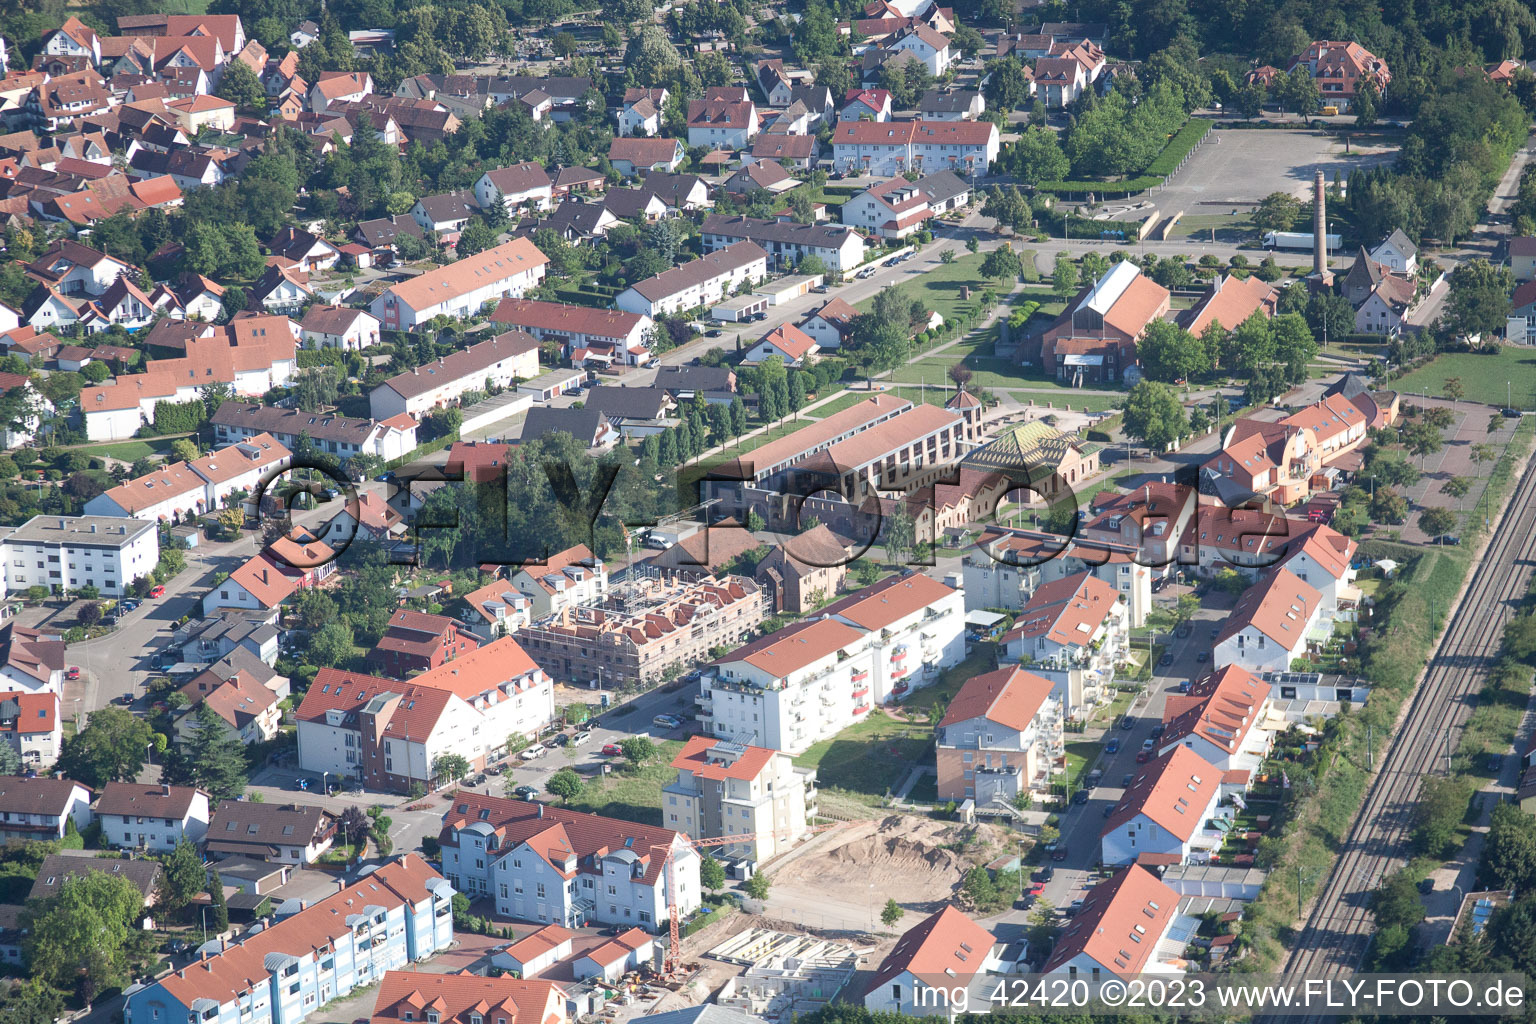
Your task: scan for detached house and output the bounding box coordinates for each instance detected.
[607,137,684,176]
[0,693,61,768]
[863,907,1001,1017]
[687,97,758,149]
[474,161,554,214]
[886,24,952,75]
[1100,745,1224,867]
[1213,568,1323,674]
[617,87,667,137]
[205,801,334,863]
[1044,865,1188,978]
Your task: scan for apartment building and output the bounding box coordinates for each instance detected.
[0,693,62,768]
[439,792,701,933]
[664,736,816,864]
[1100,746,1225,867]
[1201,393,1370,504]
[1001,572,1129,683]
[701,573,965,754]
[935,665,1062,804]
[370,238,549,330]
[963,527,1154,631]
[123,856,454,1024]
[97,782,211,853]
[461,578,534,639]
[515,574,764,687]
[489,299,652,366]
[85,435,292,523]
[830,119,999,178]
[0,515,159,598]
[296,639,551,787]
[371,330,540,419]
[211,401,420,465]
[615,243,769,318]
[0,775,92,840]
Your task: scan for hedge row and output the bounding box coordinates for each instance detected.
[1144,119,1212,177]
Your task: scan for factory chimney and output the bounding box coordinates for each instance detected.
[1313,170,1327,277]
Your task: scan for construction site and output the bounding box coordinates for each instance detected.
[708,929,864,1020]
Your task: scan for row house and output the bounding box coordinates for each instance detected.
[488,299,652,367]
[615,242,769,318]
[370,238,548,330]
[936,665,1062,804]
[830,119,999,178]
[123,856,454,1024]
[300,304,382,350]
[211,400,418,465]
[701,573,965,754]
[86,433,292,522]
[371,973,566,1024]
[1157,664,1277,778]
[1044,866,1190,979]
[371,330,538,419]
[474,161,554,214]
[963,529,1153,641]
[0,775,92,840]
[700,214,866,273]
[439,791,701,932]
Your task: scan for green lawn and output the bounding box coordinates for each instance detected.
[81,439,172,461]
[804,389,881,418]
[855,252,1011,325]
[561,740,684,826]
[1166,213,1251,243]
[794,652,994,801]
[1393,347,1536,409]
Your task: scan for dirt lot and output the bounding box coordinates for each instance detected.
[1160,128,1397,209]
[762,815,1014,933]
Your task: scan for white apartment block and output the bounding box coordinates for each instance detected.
[615,242,769,318]
[701,573,965,755]
[0,515,159,597]
[663,736,816,864]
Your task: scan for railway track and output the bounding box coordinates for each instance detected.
[1272,451,1536,1015]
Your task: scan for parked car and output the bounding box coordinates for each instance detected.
[1121,773,1135,786]
[550,733,570,747]
[1105,737,1120,754]
[120,599,140,612]
[486,764,505,776]
[1176,680,1192,694]
[1050,845,1069,862]
[1150,724,1165,740]
[1103,804,1115,817]
[1072,789,1088,805]
[705,329,723,338]
[1196,651,1209,663]
[111,693,134,706]
[653,713,683,730]
[1037,865,1054,882]
[601,742,624,756]
[571,731,591,746]
[1118,716,1134,731]
[512,785,539,800]
[1141,738,1154,752]
[149,585,166,598]
[1028,881,1047,897]
[469,774,487,786]
[519,744,547,760]
[65,666,80,680]
[1158,653,1174,667]
[1136,750,1152,763]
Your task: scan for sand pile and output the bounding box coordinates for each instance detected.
[773,814,995,903]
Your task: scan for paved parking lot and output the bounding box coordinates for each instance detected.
[1159,127,1397,208]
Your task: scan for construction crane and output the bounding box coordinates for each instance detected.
[660,819,865,975]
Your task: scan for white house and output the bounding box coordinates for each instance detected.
[440,792,701,932]
[863,907,1001,1018]
[24,240,132,298]
[1100,746,1224,867]
[1213,568,1323,675]
[840,177,934,240]
[1369,228,1417,274]
[935,665,1062,804]
[831,119,999,178]
[840,88,893,122]
[887,24,952,75]
[1157,664,1276,776]
[1001,571,1129,680]
[700,214,866,273]
[1354,274,1417,336]
[0,693,60,768]
[617,87,667,137]
[473,162,554,214]
[1043,865,1190,979]
[370,330,539,419]
[687,97,758,149]
[741,323,819,367]
[300,304,382,350]
[0,776,92,841]
[370,238,548,331]
[616,242,769,317]
[97,782,210,853]
[0,515,159,598]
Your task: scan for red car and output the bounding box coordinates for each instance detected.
[148,585,166,598]
[1027,881,1046,897]
[601,743,623,756]
[1136,750,1151,763]
[65,667,80,680]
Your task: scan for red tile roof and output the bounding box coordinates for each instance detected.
[412,636,543,700]
[822,571,957,631]
[1101,745,1221,842]
[373,970,565,1024]
[1159,664,1266,757]
[1042,865,1178,976]
[939,665,1055,732]
[1003,572,1121,648]
[1213,568,1320,649]
[670,735,777,781]
[864,906,994,994]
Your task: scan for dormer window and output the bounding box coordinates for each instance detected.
[427,1013,439,1022]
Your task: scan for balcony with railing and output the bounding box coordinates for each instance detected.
[851,685,870,699]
